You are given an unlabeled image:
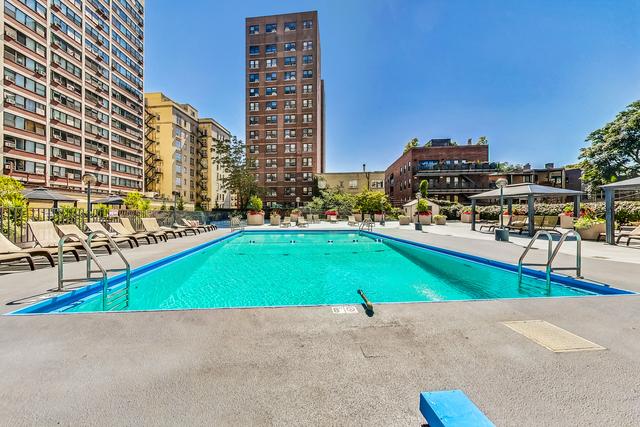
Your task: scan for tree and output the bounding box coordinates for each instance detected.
[212,135,262,210]
[0,176,27,240]
[419,179,429,198]
[579,101,640,193]
[477,136,488,145]
[176,197,185,211]
[403,137,419,153]
[123,191,143,209]
[0,176,25,205]
[355,190,391,214]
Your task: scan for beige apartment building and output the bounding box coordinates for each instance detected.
[1,0,146,195]
[316,171,385,195]
[144,92,233,209]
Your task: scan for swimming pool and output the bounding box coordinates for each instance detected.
[11,230,631,314]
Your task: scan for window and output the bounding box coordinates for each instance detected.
[4,25,45,57]
[284,42,296,51]
[3,46,46,75]
[265,23,277,33]
[303,157,313,167]
[249,73,259,83]
[284,129,297,138]
[284,71,296,80]
[249,116,259,125]
[303,172,313,182]
[4,135,45,155]
[302,187,312,196]
[266,58,277,68]
[51,108,82,129]
[303,114,313,123]
[249,45,259,55]
[4,91,46,116]
[284,56,296,66]
[371,180,384,189]
[284,100,296,110]
[285,187,296,196]
[303,20,313,29]
[284,144,296,153]
[303,128,313,137]
[266,159,277,168]
[249,130,258,139]
[249,102,259,111]
[266,101,277,110]
[285,22,296,31]
[284,114,296,124]
[4,69,45,96]
[284,85,296,94]
[265,44,276,54]
[267,188,277,197]
[303,41,313,51]
[266,130,277,139]
[284,172,296,182]
[285,158,296,167]
[303,70,313,78]
[265,144,277,153]
[249,88,259,97]
[248,24,259,34]
[3,112,45,136]
[249,145,258,154]
[249,158,259,168]
[4,157,45,175]
[303,55,313,64]
[249,60,259,69]
[266,115,277,124]
[266,173,277,182]
[266,87,277,96]
[303,99,313,109]
[303,84,313,94]
[265,72,277,81]
[349,180,358,189]
[302,143,313,152]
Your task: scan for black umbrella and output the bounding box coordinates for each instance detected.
[22,187,77,208]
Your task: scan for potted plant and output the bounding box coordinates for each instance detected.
[433,214,447,225]
[461,207,479,223]
[574,216,605,240]
[374,211,383,222]
[353,209,362,222]
[269,209,281,226]
[246,195,264,226]
[398,215,411,225]
[291,208,301,222]
[416,199,432,226]
[559,204,575,229]
[324,209,338,222]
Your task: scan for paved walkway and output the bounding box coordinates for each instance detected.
[0,225,638,425]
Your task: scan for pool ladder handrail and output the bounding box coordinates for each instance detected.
[359,219,374,232]
[518,230,582,291]
[87,230,131,311]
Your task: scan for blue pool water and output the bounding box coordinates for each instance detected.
[15,230,628,315]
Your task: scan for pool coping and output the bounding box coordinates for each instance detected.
[7,229,634,315]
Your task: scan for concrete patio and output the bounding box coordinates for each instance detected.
[0,223,638,425]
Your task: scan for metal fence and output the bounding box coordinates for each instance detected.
[0,207,235,244]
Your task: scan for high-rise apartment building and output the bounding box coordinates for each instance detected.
[1,0,146,195]
[245,11,324,207]
[144,92,233,209]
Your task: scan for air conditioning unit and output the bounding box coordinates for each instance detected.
[5,75,15,83]
[36,69,46,76]
[66,83,75,90]
[5,140,16,148]
[5,96,16,105]
[67,172,75,179]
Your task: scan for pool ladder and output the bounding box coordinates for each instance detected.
[359,219,374,232]
[57,231,131,311]
[518,230,582,291]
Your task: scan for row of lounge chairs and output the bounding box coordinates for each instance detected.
[479,215,560,234]
[597,224,640,245]
[0,218,215,271]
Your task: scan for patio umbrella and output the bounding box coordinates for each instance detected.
[21,187,77,208]
[93,194,125,206]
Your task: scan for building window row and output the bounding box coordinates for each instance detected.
[5,0,47,37]
[249,41,314,55]
[4,46,46,75]
[247,19,312,35]
[4,157,46,175]
[52,34,83,61]
[3,134,46,155]
[4,25,46,57]
[4,90,46,116]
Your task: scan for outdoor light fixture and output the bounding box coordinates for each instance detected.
[415,193,422,231]
[495,178,509,242]
[295,196,301,208]
[172,191,180,225]
[82,173,97,219]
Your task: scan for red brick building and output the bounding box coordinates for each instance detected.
[385,139,496,206]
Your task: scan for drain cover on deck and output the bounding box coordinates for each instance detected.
[332,306,358,314]
[502,320,606,352]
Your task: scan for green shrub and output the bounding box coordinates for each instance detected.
[416,199,431,213]
[247,195,263,212]
[575,216,605,230]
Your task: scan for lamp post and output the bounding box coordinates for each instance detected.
[172,191,179,226]
[295,196,300,208]
[495,178,509,242]
[82,173,97,221]
[415,193,422,231]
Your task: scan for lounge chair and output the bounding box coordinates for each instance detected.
[312,214,320,223]
[0,232,60,269]
[85,222,139,247]
[230,216,244,231]
[54,224,115,253]
[297,217,309,227]
[121,217,167,242]
[539,215,560,233]
[479,215,512,232]
[181,218,205,233]
[185,219,215,231]
[108,222,157,244]
[26,221,85,262]
[141,218,183,239]
[348,216,357,226]
[280,216,291,228]
[506,215,529,233]
[599,225,640,245]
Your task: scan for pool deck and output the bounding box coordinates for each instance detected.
[0,222,639,425]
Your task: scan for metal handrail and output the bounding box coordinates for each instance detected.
[57,234,107,294]
[87,231,131,311]
[359,219,373,232]
[548,230,582,279]
[517,230,554,288]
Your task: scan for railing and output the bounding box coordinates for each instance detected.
[518,230,554,290]
[416,162,499,172]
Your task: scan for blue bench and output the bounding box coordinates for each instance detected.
[419,390,495,427]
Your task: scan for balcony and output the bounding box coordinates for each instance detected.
[415,161,498,176]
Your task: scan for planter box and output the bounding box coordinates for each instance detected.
[559,215,574,229]
[398,216,410,225]
[291,214,300,222]
[417,214,431,225]
[328,214,337,222]
[461,213,480,223]
[434,217,446,225]
[374,213,383,222]
[576,222,605,240]
[247,213,264,226]
[354,213,362,222]
[270,215,281,226]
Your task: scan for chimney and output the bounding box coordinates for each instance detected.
[467,138,472,145]
[523,163,531,170]
[545,162,554,169]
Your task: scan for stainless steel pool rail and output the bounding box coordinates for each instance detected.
[518,230,582,291]
[57,232,131,311]
[359,219,374,232]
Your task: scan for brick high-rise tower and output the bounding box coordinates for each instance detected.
[245,11,324,208]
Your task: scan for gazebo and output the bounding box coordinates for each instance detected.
[93,194,125,206]
[469,183,583,237]
[21,187,77,208]
[600,177,640,245]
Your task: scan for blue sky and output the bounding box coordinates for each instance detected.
[145,0,640,172]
